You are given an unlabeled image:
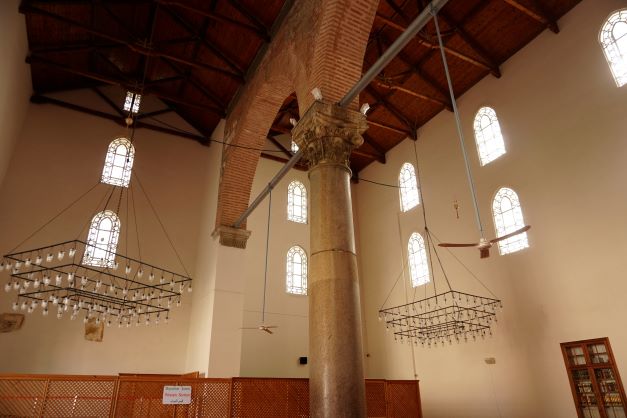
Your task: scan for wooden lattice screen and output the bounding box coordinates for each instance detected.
[0,375,421,417]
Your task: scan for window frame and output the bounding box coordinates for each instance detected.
[473,106,507,166]
[287,180,308,224]
[286,245,308,295]
[561,337,627,418]
[407,232,430,288]
[492,187,529,255]
[101,137,135,188]
[599,9,627,87]
[398,162,420,212]
[82,210,121,268]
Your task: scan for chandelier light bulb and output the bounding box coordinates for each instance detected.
[42,308,49,316]
[20,301,27,310]
[57,250,65,260]
[68,248,76,257]
[125,265,131,275]
[24,258,31,267]
[176,299,181,307]
[33,278,40,288]
[46,253,53,263]
[52,296,58,305]
[43,275,50,286]
[160,276,165,284]
[55,274,62,286]
[63,297,69,305]
[27,306,34,314]
[13,281,20,290]
[4,283,11,292]
[12,302,18,311]
[113,261,119,270]
[122,288,128,295]
[109,284,115,293]
[83,316,88,324]
[23,281,30,289]
[81,276,87,286]
[137,268,143,278]
[95,280,101,289]
[15,261,22,270]
[187,284,192,293]
[35,255,42,265]
[5,262,12,271]
[41,300,48,309]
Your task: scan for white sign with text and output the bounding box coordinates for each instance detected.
[162,385,192,405]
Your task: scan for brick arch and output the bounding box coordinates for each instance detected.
[215,0,379,244]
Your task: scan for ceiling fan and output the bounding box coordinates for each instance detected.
[438,225,531,259]
[241,190,278,335]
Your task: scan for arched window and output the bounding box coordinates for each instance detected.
[101,137,135,187]
[286,246,307,295]
[399,163,419,212]
[408,232,429,287]
[492,187,529,255]
[473,107,506,166]
[600,9,627,87]
[83,210,121,268]
[287,180,307,223]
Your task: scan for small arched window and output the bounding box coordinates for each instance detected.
[101,137,135,187]
[399,163,419,212]
[83,210,121,268]
[286,246,307,295]
[600,9,627,87]
[492,187,529,255]
[408,232,429,287]
[473,107,506,166]
[287,180,307,223]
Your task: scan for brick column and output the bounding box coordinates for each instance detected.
[292,101,367,418]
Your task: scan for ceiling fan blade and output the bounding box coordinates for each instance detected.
[263,328,274,334]
[490,225,531,243]
[264,326,278,329]
[438,243,479,247]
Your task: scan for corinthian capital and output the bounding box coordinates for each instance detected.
[292,101,368,169]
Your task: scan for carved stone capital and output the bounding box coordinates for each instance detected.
[292,101,368,169]
[213,225,252,249]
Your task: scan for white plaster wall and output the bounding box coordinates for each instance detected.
[355,0,627,416]
[0,91,208,375]
[0,0,31,188]
[239,160,310,378]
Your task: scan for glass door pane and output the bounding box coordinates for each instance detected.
[589,344,610,364]
[573,369,601,417]
[596,368,626,418]
[569,346,587,366]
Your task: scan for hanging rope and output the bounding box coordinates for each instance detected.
[431,5,485,238]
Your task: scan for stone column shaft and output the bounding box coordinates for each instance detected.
[293,101,367,418]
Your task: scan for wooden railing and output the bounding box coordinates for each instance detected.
[0,374,421,417]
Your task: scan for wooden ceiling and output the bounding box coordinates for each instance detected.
[21,0,582,173]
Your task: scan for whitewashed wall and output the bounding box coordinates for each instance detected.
[355,0,627,417]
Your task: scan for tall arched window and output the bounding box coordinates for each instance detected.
[287,180,307,223]
[600,9,627,87]
[101,137,135,187]
[492,187,529,255]
[83,210,121,268]
[399,163,419,212]
[286,246,307,295]
[408,232,429,287]
[473,107,506,166]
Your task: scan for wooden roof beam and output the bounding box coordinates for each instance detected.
[226,0,269,34]
[267,135,293,159]
[375,14,499,75]
[367,120,413,137]
[92,87,125,117]
[27,55,225,115]
[502,0,559,33]
[30,94,206,143]
[437,11,501,78]
[366,86,416,138]
[157,1,270,41]
[19,3,244,82]
[373,78,451,109]
[160,6,245,76]
[361,132,387,164]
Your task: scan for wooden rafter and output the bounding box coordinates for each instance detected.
[366,86,415,137]
[267,135,293,159]
[502,0,559,33]
[157,0,270,41]
[31,94,206,143]
[27,55,225,115]
[20,3,245,81]
[160,6,245,76]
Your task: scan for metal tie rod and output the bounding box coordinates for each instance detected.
[232,0,450,229]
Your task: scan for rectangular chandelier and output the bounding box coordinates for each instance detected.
[379,290,502,347]
[2,240,192,327]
